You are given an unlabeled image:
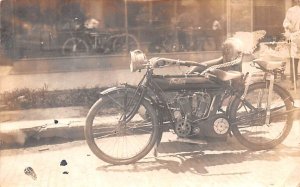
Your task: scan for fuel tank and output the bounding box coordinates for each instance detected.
[152,75,222,91]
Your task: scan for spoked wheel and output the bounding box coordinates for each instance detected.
[112,34,140,54]
[62,37,89,56]
[230,82,293,150]
[85,88,159,165]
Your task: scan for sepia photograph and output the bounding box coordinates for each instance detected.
[1,0,300,186]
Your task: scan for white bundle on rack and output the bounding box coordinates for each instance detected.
[233,30,267,54]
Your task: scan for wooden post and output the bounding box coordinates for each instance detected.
[124,0,129,53]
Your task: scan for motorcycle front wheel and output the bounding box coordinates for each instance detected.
[229,82,293,150]
[85,89,160,165]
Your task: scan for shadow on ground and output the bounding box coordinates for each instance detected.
[96,139,300,174]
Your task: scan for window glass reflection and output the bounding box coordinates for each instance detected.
[0,0,228,59]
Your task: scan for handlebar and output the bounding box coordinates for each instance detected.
[149,57,207,69]
[130,50,205,72]
[130,50,240,74]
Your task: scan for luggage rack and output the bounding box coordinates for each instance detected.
[258,41,297,93]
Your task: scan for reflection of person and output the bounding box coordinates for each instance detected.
[212,18,222,50]
[283,0,300,83]
[177,8,199,51]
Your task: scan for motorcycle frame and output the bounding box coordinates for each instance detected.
[123,67,243,131]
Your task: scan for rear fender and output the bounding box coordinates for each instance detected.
[226,81,295,117]
[273,83,294,104]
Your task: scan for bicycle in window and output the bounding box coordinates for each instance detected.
[61,18,140,56]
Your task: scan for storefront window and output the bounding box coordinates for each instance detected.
[0,0,228,59]
[253,0,285,41]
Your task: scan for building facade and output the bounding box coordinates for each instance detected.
[0,0,293,59]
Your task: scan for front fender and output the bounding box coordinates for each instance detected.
[99,84,173,128]
[100,86,128,96]
[100,84,159,107]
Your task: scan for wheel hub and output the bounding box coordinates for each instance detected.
[213,117,230,135]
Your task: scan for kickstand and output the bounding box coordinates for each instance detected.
[153,141,159,158]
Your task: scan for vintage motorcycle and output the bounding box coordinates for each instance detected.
[84,37,298,165]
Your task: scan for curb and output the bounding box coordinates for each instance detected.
[1,113,300,149]
[0,118,86,148]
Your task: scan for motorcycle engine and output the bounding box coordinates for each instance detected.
[173,92,211,137]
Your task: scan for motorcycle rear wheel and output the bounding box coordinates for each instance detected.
[229,82,293,150]
[85,89,159,165]
[62,37,89,56]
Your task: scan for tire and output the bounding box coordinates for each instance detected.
[229,82,293,150]
[112,34,139,53]
[62,37,89,56]
[85,89,159,165]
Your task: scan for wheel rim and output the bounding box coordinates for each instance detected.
[234,86,290,146]
[113,36,139,53]
[90,94,155,160]
[63,38,89,56]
